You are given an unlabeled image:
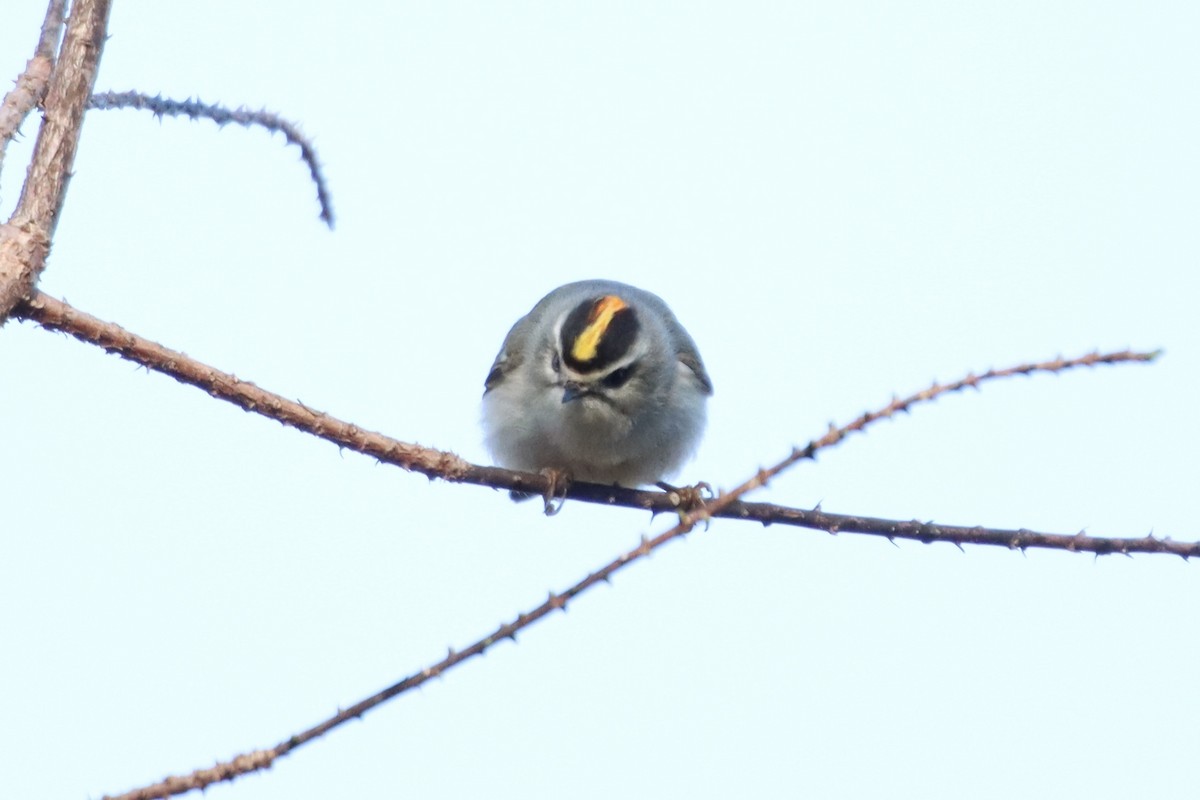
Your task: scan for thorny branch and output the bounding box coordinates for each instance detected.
[14,290,1179,558]
[0,0,65,176]
[93,337,1179,799]
[0,0,111,320]
[87,90,335,227]
[98,378,996,800]
[0,8,1183,800]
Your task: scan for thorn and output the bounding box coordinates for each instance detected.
[953,541,965,553]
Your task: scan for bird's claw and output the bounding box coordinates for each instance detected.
[656,481,714,527]
[540,468,573,516]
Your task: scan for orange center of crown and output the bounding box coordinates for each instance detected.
[570,295,628,363]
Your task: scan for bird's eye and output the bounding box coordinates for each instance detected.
[551,352,561,372]
[601,365,634,389]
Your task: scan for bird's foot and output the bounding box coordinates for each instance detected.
[656,480,714,527]
[508,467,573,515]
[534,468,572,515]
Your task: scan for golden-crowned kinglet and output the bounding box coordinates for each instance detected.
[482,280,712,487]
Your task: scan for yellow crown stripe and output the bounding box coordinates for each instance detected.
[571,295,627,363]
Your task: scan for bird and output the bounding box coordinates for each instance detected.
[482,279,712,508]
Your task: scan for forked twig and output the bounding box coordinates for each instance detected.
[0,0,65,174]
[0,0,111,320]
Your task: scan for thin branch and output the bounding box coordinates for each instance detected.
[724,503,1198,558]
[87,90,335,227]
[100,407,829,800]
[0,0,65,174]
[0,0,111,321]
[35,0,68,59]
[15,290,473,478]
[15,290,1181,558]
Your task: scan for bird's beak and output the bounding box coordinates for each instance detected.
[561,382,586,404]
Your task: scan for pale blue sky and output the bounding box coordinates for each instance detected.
[2,2,1198,798]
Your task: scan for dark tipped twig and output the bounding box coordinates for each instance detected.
[16,290,1178,558]
[87,90,335,227]
[0,0,65,172]
[0,0,111,322]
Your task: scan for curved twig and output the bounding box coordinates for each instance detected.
[87,90,335,227]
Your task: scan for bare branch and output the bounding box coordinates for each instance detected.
[15,290,1178,558]
[722,503,1198,557]
[87,90,335,227]
[100,403,836,800]
[0,0,111,321]
[99,343,1191,800]
[35,0,68,59]
[16,290,473,478]
[12,291,1178,799]
[0,0,67,181]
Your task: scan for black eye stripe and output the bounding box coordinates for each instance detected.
[601,365,635,389]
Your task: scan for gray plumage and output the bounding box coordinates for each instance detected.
[482,280,712,487]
